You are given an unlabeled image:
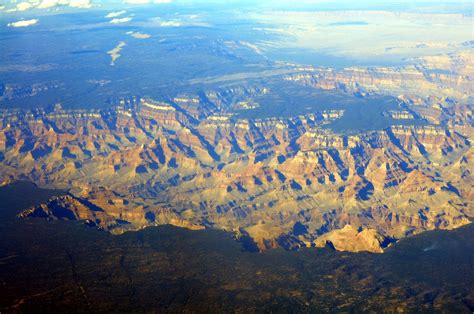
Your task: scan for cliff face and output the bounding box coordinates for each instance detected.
[3,53,473,253]
[286,51,474,101]
[313,225,387,253]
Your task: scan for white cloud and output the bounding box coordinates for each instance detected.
[124,0,172,4]
[37,0,65,9]
[124,0,149,4]
[109,17,132,24]
[127,31,151,39]
[16,2,34,11]
[8,19,39,27]
[160,21,181,27]
[4,0,170,11]
[4,0,91,11]
[148,16,210,28]
[105,10,127,18]
[69,0,91,8]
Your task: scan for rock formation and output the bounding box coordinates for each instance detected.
[2,51,473,253]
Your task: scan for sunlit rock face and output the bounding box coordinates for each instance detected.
[313,225,387,253]
[285,51,474,101]
[2,53,473,253]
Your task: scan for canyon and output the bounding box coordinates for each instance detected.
[1,51,473,253]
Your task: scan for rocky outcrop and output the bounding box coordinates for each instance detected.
[313,225,387,253]
[285,51,474,101]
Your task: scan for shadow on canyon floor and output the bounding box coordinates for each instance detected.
[0,182,473,312]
